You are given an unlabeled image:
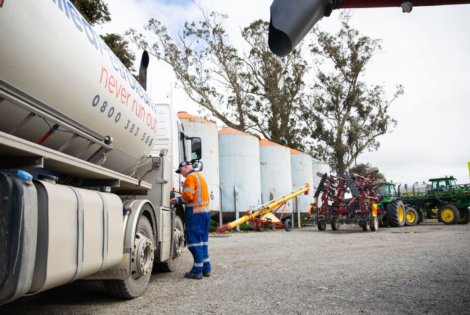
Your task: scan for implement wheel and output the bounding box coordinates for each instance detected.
[366,179,384,190]
[284,219,293,231]
[458,208,470,225]
[438,204,460,225]
[331,215,341,231]
[416,208,424,225]
[363,167,379,178]
[362,219,371,232]
[405,208,418,226]
[386,200,406,227]
[370,216,379,231]
[317,215,327,231]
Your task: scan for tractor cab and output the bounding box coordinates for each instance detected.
[429,176,458,192]
[377,182,397,199]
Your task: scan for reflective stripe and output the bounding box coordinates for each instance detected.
[187,201,210,207]
[184,188,195,194]
[187,242,204,247]
[203,242,209,245]
[203,258,210,262]
[193,262,203,267]
[193,209,211,214]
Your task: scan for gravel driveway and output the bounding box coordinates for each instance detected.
[2,221,469,314]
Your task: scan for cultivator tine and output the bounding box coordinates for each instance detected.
[314,173,328,198]
[343,173,361,197]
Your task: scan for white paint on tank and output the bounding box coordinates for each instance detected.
[218,128,261,219]
[290,150,313,213]
[0,0,159,173]
[178,112,219,212]
[312,158,330,191]
[259,140,293,214]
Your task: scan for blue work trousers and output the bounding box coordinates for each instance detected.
[185,208,211,275]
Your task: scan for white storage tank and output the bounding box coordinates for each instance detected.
[259,139,293,215]
[312,158,330,191]
[218,127,261,221]
[290,148,313,213]
[177,112,219,214]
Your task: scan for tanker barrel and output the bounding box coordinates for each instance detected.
[269,0,333,57]
[139,51,150,91]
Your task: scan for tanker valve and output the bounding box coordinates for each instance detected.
[123,206,133,215]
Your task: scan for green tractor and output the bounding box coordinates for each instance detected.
[400,176,470,225]
[376,181,420,227]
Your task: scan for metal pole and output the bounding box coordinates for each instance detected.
[297,196,301,228]
[234,186,240,232]
[219,187,223,227]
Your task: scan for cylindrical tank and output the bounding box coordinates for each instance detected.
[178,112,219,214]
[0,0,157,173]
[259,139,293,215]
[218,127,261,221]
[312,158,330,191]
[290,148,313,213]
[398,183,430,194]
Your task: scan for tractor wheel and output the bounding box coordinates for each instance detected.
[416,208,424,225]
[317,215,327,231]
[405,208,418,226]
[366,179,384,190]
[438,204,460,225]
[284,219,293,231]
[363,167,379,178]
[331,215,341,231]
[370,216,379,231]
[362,219,371,232]
[458,208,470,225]
[386,200,406,227]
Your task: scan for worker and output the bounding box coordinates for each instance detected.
[170,161,211,280]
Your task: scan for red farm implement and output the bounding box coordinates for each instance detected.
[310,169,385,231]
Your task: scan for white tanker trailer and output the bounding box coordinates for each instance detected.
[0,0,202,305]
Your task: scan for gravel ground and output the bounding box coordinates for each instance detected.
[2,221,470,315]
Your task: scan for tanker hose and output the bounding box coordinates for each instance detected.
[216,224,232,233]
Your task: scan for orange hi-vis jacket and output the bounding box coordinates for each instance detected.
[181,171,210,214]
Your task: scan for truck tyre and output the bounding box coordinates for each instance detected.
[387,200,406,227]
[104,216,154,299]
[416,208,424,225]
[438,204,460,225]
[458,208,470,225]
[370,216,379,231]
[405,208,418,226]
[154,216,184,272]
[363,167,379,178]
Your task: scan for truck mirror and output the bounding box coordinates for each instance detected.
[192,161,204,172]
[190,137,202,161]
[159,148,168,157]
[269,0,332,57]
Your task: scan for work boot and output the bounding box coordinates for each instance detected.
[203,272,211,277]
[184,272,202,280]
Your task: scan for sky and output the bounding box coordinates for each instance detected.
[95,0,470,184]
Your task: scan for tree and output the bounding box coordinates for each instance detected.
[299,12,403,175]
[127,8,308,149]
[71,0,136,75]
[70,0,111,25]
[349,162,386,181]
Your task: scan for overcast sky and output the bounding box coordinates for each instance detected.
[95,0,470,185]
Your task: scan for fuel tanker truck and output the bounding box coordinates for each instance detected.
[0,0,203,305]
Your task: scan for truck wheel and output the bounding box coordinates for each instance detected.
[416,209,424,225]
[284,219,293,231]
[317,215,327,231]
[458,208,470,225]
[154,216,184,272]
[104,216,154,299]
[387,200,406,227]
[362,219,371,232]
[370,216,379,231]
[405,208,418,226]
[438,205,460,225]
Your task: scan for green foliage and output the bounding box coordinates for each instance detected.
[299,12,403,175]
[100,33,136,73]
[70,0,111,26]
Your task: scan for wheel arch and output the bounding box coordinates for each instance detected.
[123,199,158,247]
